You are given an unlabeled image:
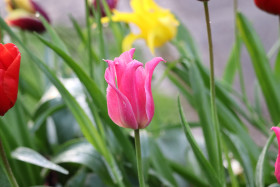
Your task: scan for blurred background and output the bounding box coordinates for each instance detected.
[1,0,278,97]
[1,0,278,144]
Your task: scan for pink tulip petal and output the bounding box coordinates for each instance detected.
[140,57,165,128]
[134,67,148,126]
[105,67,138,129]
[114,48,135,85]
[118,48,135,65]
[118,60,143,120]
[272,127,280,184]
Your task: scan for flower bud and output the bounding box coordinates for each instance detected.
[89,0,118,17]
[254,0,280,15]
[105,49,165,129]
[0,43,21,116]
[5,0,50,32]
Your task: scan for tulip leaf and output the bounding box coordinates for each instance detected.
[178,97,221,186]
[0,163,12,187]
[189,62,220,170]
[237,12,280,124]
[51,139,114,186]
[255,132,276,187]
[223,131,254,187]
[223,36,241,85]
[39,16,69,54]
[168,160,208,187]
[69,15,86,44]
[149,140,178,187]
[11,147,68,174]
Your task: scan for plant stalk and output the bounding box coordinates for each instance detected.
[0,138,18,187]
[203,2,224,185]
[134,129,145,187]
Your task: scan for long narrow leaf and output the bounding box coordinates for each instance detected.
[237,12,280,124]
[178,97,221,186]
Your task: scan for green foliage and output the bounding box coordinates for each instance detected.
[0,2,279,187]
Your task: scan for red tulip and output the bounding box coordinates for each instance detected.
[89,0,118,17]
[0,43,21,116]
[272,126,280,183]
[254,0,280,15]
[105,48,165,129]
[5,0,50,32]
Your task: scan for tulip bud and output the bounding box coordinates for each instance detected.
[272,127,280,184]
[105,48,165,129]
[0,43,21,116]
[254,0,280,15]
[89,0,118,17]
[5,0,50,32]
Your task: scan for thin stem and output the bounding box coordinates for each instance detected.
[134,129,145,187]
[203,2,224,185]
[85,0,94,79]
[0,138,18,187]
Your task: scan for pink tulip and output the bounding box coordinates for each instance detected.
[105,48,165,129]
[272,126,280,183]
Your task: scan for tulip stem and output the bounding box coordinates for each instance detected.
[203,2,224,185]
[0,138,18,187]
[134,129,145,187]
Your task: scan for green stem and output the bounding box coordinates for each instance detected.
[0,138,18,187]
[85,0,94,79]
[203,2,224,185]
[134,129,145,187]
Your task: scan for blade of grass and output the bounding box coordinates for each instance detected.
[255,128,278,187]
[178,97,221,186]
[237,12,280,124]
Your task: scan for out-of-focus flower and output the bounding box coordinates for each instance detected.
[103,0,179,54]
[105,48,165,129]
[254,0,280,15]
[89,0,118,17]
[272,126,280,184]
[0,43,21,116]
[5,0,50,32]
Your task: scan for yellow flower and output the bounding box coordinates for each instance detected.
[5,0,34,13]
[105,0,179,54]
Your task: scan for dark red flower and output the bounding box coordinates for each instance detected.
[5,0,50,32]
[90,0,118,17]
[0,43,21,116]
[254,0,280,15]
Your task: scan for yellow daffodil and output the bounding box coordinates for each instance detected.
[104,0,179,54]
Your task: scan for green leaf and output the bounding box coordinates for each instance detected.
[189,63,219,169]
[168,160,208,187]
[223,131,254,187]
[0,162,12,187]
[149,140,178,187]
[237,12,280,124]
[11,147,68,174]
[223,37,241,85]
[53,139,113,185]
[255,131,275,187]
[39,16,69,54]
[178,97,221,186]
